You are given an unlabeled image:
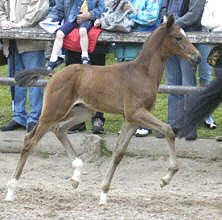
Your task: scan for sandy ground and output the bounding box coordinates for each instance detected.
[0,151,222,220]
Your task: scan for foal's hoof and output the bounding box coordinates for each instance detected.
[160,178,168,188]
[71,179,79,189]
[5,193,15,201]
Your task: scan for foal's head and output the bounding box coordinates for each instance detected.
[161,14,201,65]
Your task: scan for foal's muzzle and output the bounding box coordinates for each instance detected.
[190,53,201,65]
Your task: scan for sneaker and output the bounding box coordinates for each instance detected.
[204,115,217,129]
[67,122,86,134]
[185,129,197,141]
[27,122,36,133]
[92,118,104,134]
[134,127,152,137]
[0,120,25,131]
[46,57,64,71]
[81,56,90,65]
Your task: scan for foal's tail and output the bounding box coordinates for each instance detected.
[15,68,51,86]
[176,74,222,138]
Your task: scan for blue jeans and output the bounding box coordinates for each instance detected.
[7,45,45,126]
[165,44,212,127]
[197,44,212,85]
[165,55,197,127]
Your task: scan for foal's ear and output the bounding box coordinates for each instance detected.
[166,14,175,33]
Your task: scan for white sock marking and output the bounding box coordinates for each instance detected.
[72,158,83,182]
[99,191,107,205]
[5,178,18,201]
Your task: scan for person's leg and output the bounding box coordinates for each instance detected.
[197,44,212,86]
[23,50,45,132]
[64,50,86,133]
[166,56,183,128]
[50,30,65,62]
[65,50,82,65]
[10,47,28,127]
[197,44,216,129]
[90,53,106,134]
[79,28,88,54]
[1,45,27,131]
[180,57,198,140]
[79,21,92,64]
[155,56,183,138]
[47,22,77,71]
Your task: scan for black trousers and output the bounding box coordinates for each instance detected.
[65,50,105,122]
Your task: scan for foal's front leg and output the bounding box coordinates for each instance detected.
[100,121,136,205]
[134,108,179,188]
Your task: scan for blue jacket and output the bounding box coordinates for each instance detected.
[47,0,105,23]
[129,0,163,32]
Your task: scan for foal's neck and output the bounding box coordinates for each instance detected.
[134,27,167,84]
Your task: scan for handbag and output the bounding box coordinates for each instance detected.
[63,27,102,53]
[201,0,222,32]
[100,0,135,33]
[207,46,222,67]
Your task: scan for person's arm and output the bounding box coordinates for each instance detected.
[175,0,205,28]
[46,0,65,22]
[89,0,106,20]
[15,0,49,28]
[0,1,9,27]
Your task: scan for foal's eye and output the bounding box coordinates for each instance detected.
[176,36,182,41]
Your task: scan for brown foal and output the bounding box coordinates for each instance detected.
[5,14,201,205]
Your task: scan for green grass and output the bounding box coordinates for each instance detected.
[1,53,222,138]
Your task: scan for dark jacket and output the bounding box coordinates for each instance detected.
[161,0,206,31]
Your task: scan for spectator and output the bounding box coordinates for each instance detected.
[45,0,107,134]
[155,0,206,140]
[45,0,97,71]
[0,0,49,133]
[198,44,216,129]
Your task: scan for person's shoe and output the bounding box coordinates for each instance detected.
[185,129,197,141]
[204,115,217,129]
[67,122,86,134]
[0,120,25,131]
[27,122,37,133]
[92,118,104,134]
[81,56,90,65]
[46,57,64,71]
[216,136,222,142]
[134,127,152,137]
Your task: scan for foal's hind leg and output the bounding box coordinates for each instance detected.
[5,122,50,201]
[52,105,95,189]
[100,121,136,205]
[134,108,179,188]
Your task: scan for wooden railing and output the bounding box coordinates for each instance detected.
[1,26,222,44]
[1,26,222,94]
